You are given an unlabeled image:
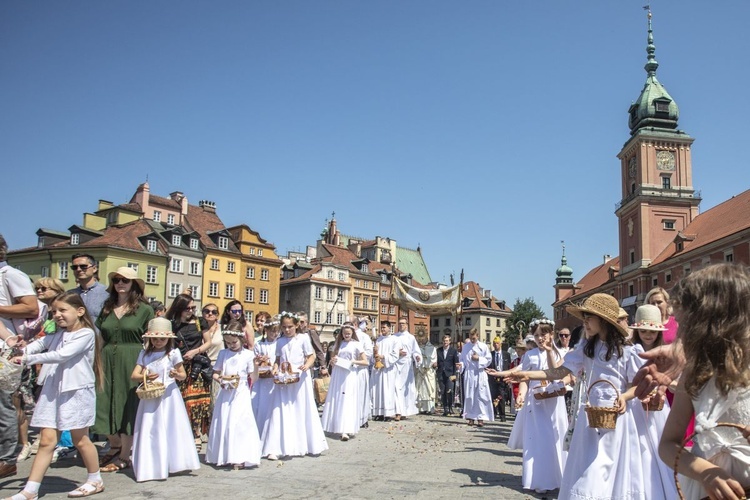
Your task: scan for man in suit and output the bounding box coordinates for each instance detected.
[488,337,511,422]
[436,334,460,416]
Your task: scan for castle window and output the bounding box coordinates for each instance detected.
[665,272,672,283]
[725,251,734,263]
[662,176,671,190]
[663,220,675,230]
[629,250,635,265]
[655,101,669,113]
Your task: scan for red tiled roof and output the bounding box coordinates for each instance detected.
[184,205,227,250]
[149,195,181,210]
[320,244,378,277]
[553,256,620,307]
[461,281,511,312]
[651,188,750,266]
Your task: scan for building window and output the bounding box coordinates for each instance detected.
[210,258,219,270]
[153,210,161,222]
[665,272,672,283]
[327,270,334,279]
[244,311,253,324]
[249,248,255,255]
[486,318,490,326]
[147,240,158,253]
[245,287,254,302]
[362,264,369,273]
[683,264,691,275]
[189,261,200,275]
[629,249,635,265]
[259,289,268,304]
[258,249,263,257]
[355,279,361,287]
[190,238,199,250]
[445,318,451,326]
[170,258,183,273]
[246,267,256,279]
[59,262,68,280]
[227,262,235,273]
[465,317,472,326]
[190,285,200,298]
[725,251,734,262]
[169,282,182,298]
[652,277,658,287]
[338,272,345,281]
[663,220,675,230]
[147,265,157,284]
[496,319,501,327]
[127,262,138,272]
[217,237,228,250]
[260,269,269,281]
[354,296,360,308]
[372,298,377,310]
[314,311,322,323]
[363,297,369,309]
[628,283,634,296]
[172,234,181,246]
[381,290,387,299]
[389,306,395,315]
[326,288,334,300]
[381,305,387,314]
[41,266,49,278]
[326,312,332,324]
[167,214,175,225]
[70,233,80,246]
[662,176,671,190]
[225,283,235,299]
[208,281,219,297]
[334,312,342,324]
[315,286,322,299]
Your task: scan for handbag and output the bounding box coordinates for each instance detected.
[313,375,330,405]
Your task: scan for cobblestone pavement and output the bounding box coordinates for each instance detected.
[0,413,555,500]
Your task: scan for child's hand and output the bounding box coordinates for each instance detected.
[147,372,159,381]
[168,369,177,379]
[616,395,628,414]
[515,395,524,409]
[701,467,746,500]
[330,355,338,366]
[298,364,308,372]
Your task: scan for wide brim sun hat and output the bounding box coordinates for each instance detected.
[566,293,630,338]
[632,304,667,331]
[142,317,177,339]
[107,266,146,293]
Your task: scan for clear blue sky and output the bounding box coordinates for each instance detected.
[2,1,748,316]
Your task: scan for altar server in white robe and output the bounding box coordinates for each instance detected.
[370,321,400,420]
[354,318,373,427]
[321,324,369,441]
[393,318,421,420]
[415,330,438,414]
[460,327,494,426]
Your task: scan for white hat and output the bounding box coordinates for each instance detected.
[632,304,667,331]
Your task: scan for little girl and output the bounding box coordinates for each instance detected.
[130,317,199,482]
[9,292,103,499]
[508,293,646,500]
[660,264,750,500]
[321,324,368,441]
[252,318,278,458]
[262,312,328,459]
[206,320,261,469]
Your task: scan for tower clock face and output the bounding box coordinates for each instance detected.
[656,150,676,171]
[628,157,637,178]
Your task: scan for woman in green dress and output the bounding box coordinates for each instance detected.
[94,267,153,472]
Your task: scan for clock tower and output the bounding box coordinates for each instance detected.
[615,8,700,276]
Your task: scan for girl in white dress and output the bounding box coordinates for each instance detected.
[508,293,646,500]
[629,305,677,499]
[130,317,200,482]
[206,321,261,469]
[252,318,278,457]
[494,320,568,494]
[261,312,328,459]
[321,324,368,441]
[660,264,750,500]
[9,292,104,499]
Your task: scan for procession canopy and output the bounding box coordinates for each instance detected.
[391,278,461,315]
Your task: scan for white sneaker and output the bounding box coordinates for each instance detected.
[50,448,60,463]
[340,434,349,441]
[266,454,278,461]
[17,443,33,461]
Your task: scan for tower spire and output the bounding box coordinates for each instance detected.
[644,5,658,76]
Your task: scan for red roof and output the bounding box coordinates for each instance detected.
[461,281,511,312]
[184,205,227,250]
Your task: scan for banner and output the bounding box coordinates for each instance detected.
[391,278,461,315]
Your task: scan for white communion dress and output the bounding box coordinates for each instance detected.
[321,340,364,436]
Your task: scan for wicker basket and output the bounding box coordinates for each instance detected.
[584,379,620,429]
[533,380,567,400]
[221,374,240,389]
[274,361,300,385]
[136,370,166,400]
[674,422,750,500]
[258,359,274,378]
[641,390,665,411]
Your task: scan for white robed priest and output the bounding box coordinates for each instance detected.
[354,317,374,427]
[415,329,437,414]
[393,318,421,419]
[460,327,494,425]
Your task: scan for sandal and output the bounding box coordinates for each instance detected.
[97,448,121,467]
[477,421,485,428]
[100,458,130,472]
[3,490,38,500]
[194,438,202,453]
[67,481,104,498]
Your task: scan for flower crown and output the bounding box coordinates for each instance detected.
[221,329,245,338]
[263,320,280,328]
[279,311,300,321]
[529,318,555,329]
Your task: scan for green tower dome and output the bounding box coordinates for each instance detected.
[556,243,573,285]
[628,9,679,134]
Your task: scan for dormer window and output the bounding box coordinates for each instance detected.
[172,235,181,246]
[147,240,158,253]
[654,100,669,113]
[70,233,80,246]
[218,236,229,250]
[37,236,45,248]
[167,214,175,225]
[189,238,199,250]
[362,263,369,273]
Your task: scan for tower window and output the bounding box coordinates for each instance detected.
[662,176,671,190]
[655,101,669,113]
[631,183,636,194]
[663,220,675,230]
[629,250,635,265]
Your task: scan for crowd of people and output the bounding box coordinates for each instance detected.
[1,230,749,499]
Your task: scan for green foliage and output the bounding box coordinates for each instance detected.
[503,297,546,347]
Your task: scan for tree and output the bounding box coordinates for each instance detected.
[503,297,546,347]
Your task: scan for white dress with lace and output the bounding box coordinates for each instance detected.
[678,378,750,499]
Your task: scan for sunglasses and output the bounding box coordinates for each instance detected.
[71,264,93,271]
[35,287,48,292]
[558,334,570,338]
[186,306,197,312]
[202,309,219,315]
[112,277,131,285]
[230,309,243,314]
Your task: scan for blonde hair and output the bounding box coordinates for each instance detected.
[34,277,66,303]
[672,264,750,398]
[645,286,673,317]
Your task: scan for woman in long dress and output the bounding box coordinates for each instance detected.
[206,321,261,469]
[252,319,279,457]
[321,324,368,441]
[130,318,199,482]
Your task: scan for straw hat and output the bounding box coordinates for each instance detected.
[142,317,176,339]
[566,293,630,338]
[106,266,146,293]
[617,308,628,320]
[632,304,667,331]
